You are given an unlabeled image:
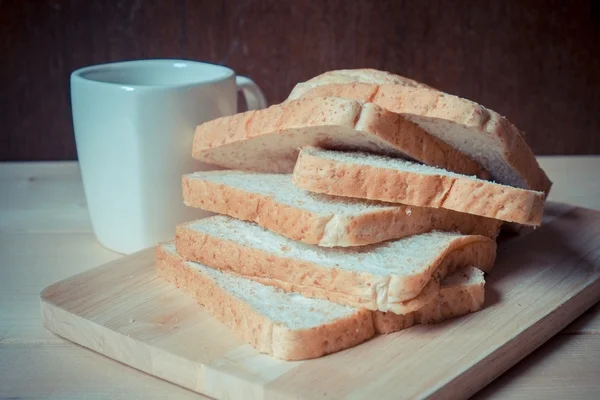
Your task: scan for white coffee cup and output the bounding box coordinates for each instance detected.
[70,59,267,254]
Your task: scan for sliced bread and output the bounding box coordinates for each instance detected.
[288,68,434,93]
[373,266,485,334]
[182,171,502,247]
[293,147,545,226]
[192,96,488,178]
[287,69,551,193]
[156,242,374,360]
[157,243,486,353]
[174,215,496,313]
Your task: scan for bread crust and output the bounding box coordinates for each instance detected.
[182,173,502,247]
[175,221,496,313]
[156,245,375,360]
[287,69,434,95]
[192,97,488,178]
[287,72,551,194]
[292,147,545,226]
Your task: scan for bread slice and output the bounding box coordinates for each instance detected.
[156,242,374,360]
[192,96,488,178]
[175,215,496,313]
[157,243,486,353]
[293,147,545,226]
[182,171,502,247]
[373,266,485,334]
[287,69,551,194]
[288,68,434,93]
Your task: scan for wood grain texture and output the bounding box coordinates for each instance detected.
[0,344,205,399]
[474,336,600,400]
[0,232,120,341]
[1,0,599,161]
[40,203,600,399]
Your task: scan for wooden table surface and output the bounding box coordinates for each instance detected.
[1,157,599,399]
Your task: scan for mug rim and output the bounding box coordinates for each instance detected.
[71,59,235,89]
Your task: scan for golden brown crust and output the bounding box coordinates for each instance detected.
[192,97,488,178]
[289,69,433,92]
[174,222,496,313]
[182,173,502,247]
[156,245,374,360]
[292,148,545,226]
[288,78,551,194]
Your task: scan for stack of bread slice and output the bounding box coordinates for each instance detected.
[155,69,550,361]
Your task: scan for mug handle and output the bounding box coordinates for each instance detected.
[236,76,268,111]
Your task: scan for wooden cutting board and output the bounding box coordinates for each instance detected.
[40,202,600,399]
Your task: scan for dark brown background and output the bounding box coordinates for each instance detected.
[1,0,599,161]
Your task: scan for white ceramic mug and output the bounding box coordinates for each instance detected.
[70,59,267,254]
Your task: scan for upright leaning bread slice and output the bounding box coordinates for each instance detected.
[293,147,545,226]
[182,171,502,246]
[158,243,486,349]
[175,215,496,314]
[156,242,374,360]
[192,96,488,178]
[287,69,551,193]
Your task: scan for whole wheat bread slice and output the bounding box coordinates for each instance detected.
[156,242,374,360]
[293,147,545,226]
[287,69,551,194]
[182,171,502,246]
[174,215,496,313]
[192,96,488,178]
[157,243,486,357]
